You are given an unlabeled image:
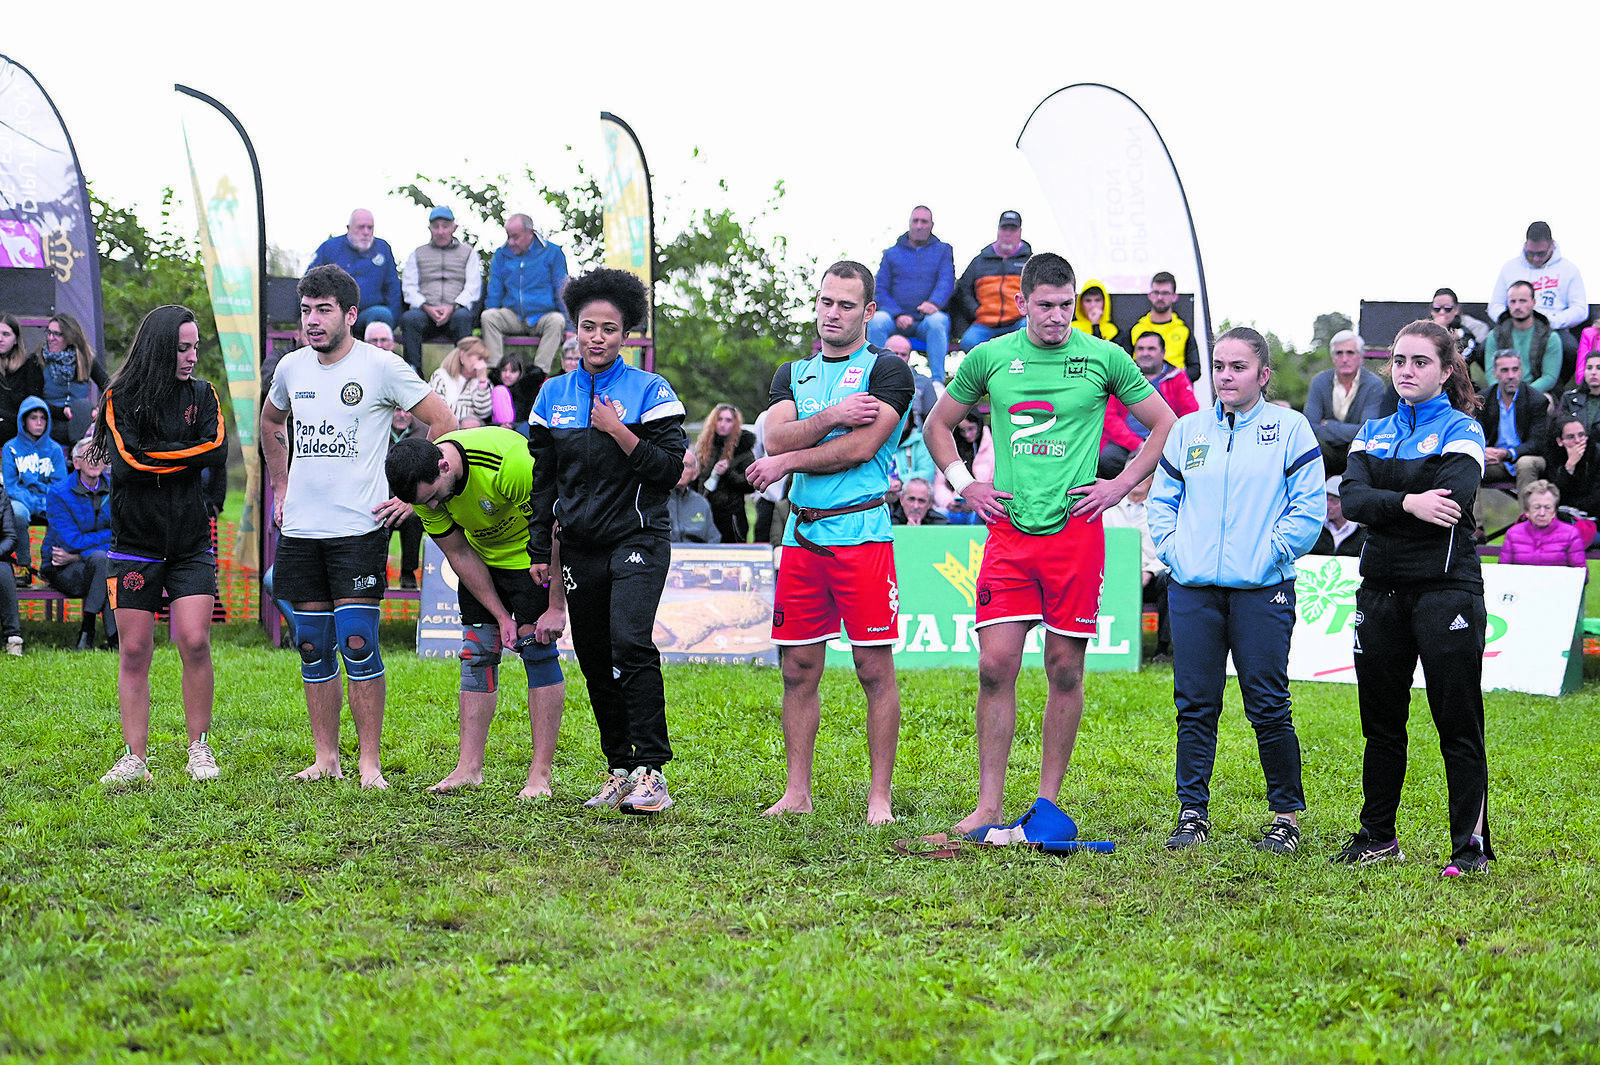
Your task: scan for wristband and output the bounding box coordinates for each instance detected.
[943,460,975,494]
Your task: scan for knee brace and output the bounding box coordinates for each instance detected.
[460,623,502,694]
[334,603,384,680]
[294,610,338,683]
[516,633,563,689]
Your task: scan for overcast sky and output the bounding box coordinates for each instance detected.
[17,0,1600,348]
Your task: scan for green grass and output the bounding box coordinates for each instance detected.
[2,623,1598,1063]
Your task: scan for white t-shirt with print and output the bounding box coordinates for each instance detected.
[268,340,431,537]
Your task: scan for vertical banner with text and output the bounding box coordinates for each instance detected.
[1017,84,1214,404]
[0,55,104,350]
[177,85,264,570]
[599,112,653,366]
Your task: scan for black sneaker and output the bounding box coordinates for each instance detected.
[1330,828,1404,865]
[1164,809,1210,850]
[1441,836,1489,878]
[1256,817,1301,855]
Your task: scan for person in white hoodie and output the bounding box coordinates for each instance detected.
[1487,221,1588,380]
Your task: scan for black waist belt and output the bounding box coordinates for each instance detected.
[791,496,888,557]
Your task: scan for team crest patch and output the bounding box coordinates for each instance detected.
[772,607,785,628]
[340,381,364,406]
[372,253,385,266]
[1066,358,1087,377]
[841,367,865,388]
[122,572,145,591]
[479,499,496,513]
[1418,433,1439,454]
[977,586,992,606]
[1257,422,1279,444]
[1184,442,1210,470]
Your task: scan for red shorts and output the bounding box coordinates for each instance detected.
[772,541,899,646]
[976,517,1104,638]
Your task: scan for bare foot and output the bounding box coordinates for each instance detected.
[292,761,342,782]
[867,797,895,826]
[761,792,813,818]
[426,768,483,793]
[359,768,389,790]
[951,806,1005,838]
[517,775,552,800]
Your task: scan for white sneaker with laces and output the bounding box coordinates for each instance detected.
[186,735,220,781]
[101,747,151,785]
[4,636,20,656]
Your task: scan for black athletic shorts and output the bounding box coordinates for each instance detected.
[274,529,388,605]
[109,553,218,612]
[459,566,550,628]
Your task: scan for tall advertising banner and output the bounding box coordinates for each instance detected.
[176,85,264,571]
[0,55,104,350]
[599,112,653,365]
[1017,84,1214,404]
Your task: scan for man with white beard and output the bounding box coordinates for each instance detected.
[309,208,404,338]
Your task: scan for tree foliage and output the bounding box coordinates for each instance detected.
[1311,311,1353,350]
[391,163,813,419]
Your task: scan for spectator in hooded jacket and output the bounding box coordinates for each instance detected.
[1130,272,1201,381]
[41,437,116,651]
[309,209,403,335]
[1488,221,1587,375]
[481,213,568,372]
[1304,330,1387,476]
[2,396,67,582]
[0,313,45,451]
[0,481,21,654]
[867,206,956,382]
[955,211,1031,351]
[1100,331,1198,478]
[1500,480,1586,566]
[1071,279,1120,347]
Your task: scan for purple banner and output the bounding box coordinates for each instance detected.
[0,55,103,349]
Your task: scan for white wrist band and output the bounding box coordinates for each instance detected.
[944,460,975,494]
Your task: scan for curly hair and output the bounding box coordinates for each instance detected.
[92,305,198,461]
[693,403,744,471]
[563,268,650,333]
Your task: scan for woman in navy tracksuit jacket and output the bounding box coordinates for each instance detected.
[1148,327,1326,854]
[1334,320,1493,877]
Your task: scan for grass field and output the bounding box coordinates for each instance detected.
[2,622,1598,1063]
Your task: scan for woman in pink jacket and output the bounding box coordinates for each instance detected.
[1500,480,1586,567]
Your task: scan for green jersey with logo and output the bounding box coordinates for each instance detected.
[946,328,1154,535]
[413,427,536,569]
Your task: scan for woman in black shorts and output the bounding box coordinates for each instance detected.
[92,306,228,784]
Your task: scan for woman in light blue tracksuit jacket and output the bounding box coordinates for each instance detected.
[1147,327,1327,855]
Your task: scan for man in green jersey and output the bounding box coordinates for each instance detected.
[387,427,567,798]
[925,254,1178,837]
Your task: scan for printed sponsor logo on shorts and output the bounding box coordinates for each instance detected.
[351,574,378,591]
[122,572,145,591]
[340,381,364,406]
[866,625,891,633]
[1074,616,1095,626]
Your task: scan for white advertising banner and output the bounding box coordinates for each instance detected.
[1274,556,1585,697]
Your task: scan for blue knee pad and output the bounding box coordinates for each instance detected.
[294,610,338,683]
[334,604,384,680]
[460,623,502,694]
[516,633,563,689]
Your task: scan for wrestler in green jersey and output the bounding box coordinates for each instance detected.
[945,327,1153,535]
[412,427,536,569]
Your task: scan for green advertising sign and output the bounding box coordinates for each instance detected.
[823,525,1142,671]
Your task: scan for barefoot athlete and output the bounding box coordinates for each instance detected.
[527,268,687,814]
[923,253,1177,837]
[260,265,456,789]
[386,428,567,798]
[747,261,914,826]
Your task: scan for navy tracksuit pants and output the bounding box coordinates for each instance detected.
[1352,584,1493,863]
[562,533,674,773]
[1170,579,1305,816]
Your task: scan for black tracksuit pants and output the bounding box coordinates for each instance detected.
[562,533,673,772]
[1352,584,1494,863]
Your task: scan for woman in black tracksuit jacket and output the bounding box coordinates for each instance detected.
[91,305,228,785]
[1334,319,1493,877]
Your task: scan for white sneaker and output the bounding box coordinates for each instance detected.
[4,636,20,656]
[186,735,220,781]
[101,747,151,785]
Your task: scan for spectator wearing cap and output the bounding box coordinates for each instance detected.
[481,213,568,372]
[309,208,403,336]
[1313,475,1366,557]
[400,206,481,372]
[867,206,956,382]
[954,211,1032,351]
[1488,221,1588,380]
[1476,349,1549,496]
[1303,330,1387,475]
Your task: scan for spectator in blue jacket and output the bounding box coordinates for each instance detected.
[40,437,116,650]
[308,209,403,336]
[867,206,956,381]
[481,213,568,372]
[2,396,67,583]
[1149,326,1326,856]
